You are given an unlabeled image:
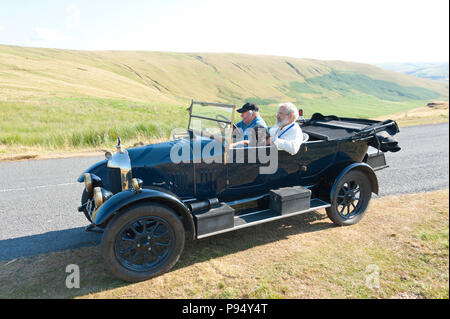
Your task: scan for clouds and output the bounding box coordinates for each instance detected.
[24,4,79,48]
[35,27,71,43]
[27,27,71,47]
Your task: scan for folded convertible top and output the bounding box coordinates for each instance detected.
[300,113,401,152]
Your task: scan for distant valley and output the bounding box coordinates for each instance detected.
[375,62,449,82]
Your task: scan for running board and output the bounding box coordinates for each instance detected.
[196,198,330,239]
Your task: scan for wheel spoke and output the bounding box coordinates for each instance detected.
[141,250,149,265]
[147,222,160,237]
[150,248,163,259]
[119,244,135,255]
[128,251,138,263]
[153,230,169,239]
[121,235,135,242]
[153,241,170,247]
[141,219,148,233]
[133,220,145,234]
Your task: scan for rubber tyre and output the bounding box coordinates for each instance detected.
[326,170,372,226]
[101,202,185,282]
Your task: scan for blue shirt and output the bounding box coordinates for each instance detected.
[235,117,267,141]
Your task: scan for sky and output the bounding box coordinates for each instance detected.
[0,0,448,64]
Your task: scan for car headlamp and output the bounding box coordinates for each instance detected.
[93,187,103,208]
[84,173,93,193]
[84,173,104,193]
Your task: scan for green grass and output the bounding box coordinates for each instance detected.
[244,97,279,105]
[287,81,320,94]
[255,94,428,127]
[0,94,435,151]
[419,228,449,249]
[0,97,187,149]
[306,72,441,101]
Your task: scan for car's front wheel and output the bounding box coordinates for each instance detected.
[101,202,185,282]
[326,170,372,226]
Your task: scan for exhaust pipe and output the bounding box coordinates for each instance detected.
[189,198,219,212]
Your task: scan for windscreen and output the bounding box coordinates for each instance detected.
[188,101,235,139]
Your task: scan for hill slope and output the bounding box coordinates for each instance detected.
[0,44,448,151]
[1,45,448,104]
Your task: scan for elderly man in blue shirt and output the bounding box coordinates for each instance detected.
[231,102,267,147]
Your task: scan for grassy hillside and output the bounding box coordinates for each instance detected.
[0,44,448,152]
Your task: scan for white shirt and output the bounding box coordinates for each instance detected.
[269,122,303,155]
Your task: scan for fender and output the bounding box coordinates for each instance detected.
[329,162,379,200]
[77,160,107,183]
[92,188,195,239]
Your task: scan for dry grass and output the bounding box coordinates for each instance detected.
[0,136,167,161]
[0,189,448,299]
[375,101,449,127]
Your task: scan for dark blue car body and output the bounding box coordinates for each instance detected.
[77,101,401,282]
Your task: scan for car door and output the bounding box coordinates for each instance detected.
[193,137,228,198]
[296,140,339,180]
[222,145,277,197]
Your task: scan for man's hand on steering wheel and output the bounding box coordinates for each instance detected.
[215,114,229,130]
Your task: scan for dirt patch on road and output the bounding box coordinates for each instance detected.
[0,150,104,162]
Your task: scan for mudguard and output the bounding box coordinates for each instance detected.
[92,188,195,238]
[330,162,379,200]
[77,160,107,183]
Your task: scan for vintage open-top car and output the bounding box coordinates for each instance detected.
[77,100,400,282]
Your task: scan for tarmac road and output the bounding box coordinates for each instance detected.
[0,123,448,261]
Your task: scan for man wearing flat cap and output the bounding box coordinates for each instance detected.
[231,102,267,147]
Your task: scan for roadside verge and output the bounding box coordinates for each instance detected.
[1,189,448,299]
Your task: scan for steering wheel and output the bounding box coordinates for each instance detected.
[215,114,229,130]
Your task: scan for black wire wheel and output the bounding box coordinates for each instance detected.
[101,202,185,282]
[326,170,372,226]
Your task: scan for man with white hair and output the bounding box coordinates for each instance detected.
[268,102,303,155]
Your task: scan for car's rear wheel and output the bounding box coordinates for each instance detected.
[101,202,185,282]
[326,170,372,226]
